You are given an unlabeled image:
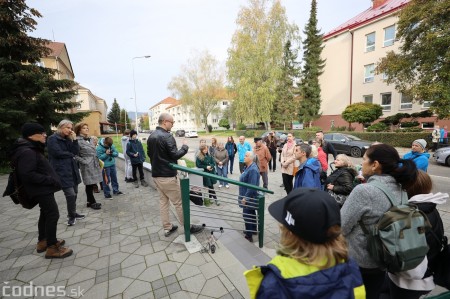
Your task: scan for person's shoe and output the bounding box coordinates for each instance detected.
[67,217,76,226]
[218,184,222,188]
[133,181,139,188]
[225,185,229,189]
[74,213,85,220]
[141,180,149,187]
[36,239,65,253]
[164,225,178,237]
[93,185,100,193]
[273,169,276,172]
[190,224,204,234]
[87,202,101,210]
[104,194,112,199]
[114,191,124,195]
[215,200,220,206]
[244,235,254,243]
[279,184,284,187]
[45,244,73,259]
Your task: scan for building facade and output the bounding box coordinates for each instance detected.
[316,0,447,131]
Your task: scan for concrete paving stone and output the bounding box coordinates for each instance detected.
[123,279,153,299]
[164,243,187,255]
[142,238,151,245]
[0,257,17,271]
[73,253,98,268]
[109,269,122,280]
[169,251,190,263]
[198,295,216,299]
[169,290,197,299]
[134,244,154,256]
[138,265,163,282]
[228,289,245,299]
[120,241,142,254]
[79,229,102,239]
[218,274,236,292]
[185,252,209,266]
[47,262,62,271]
[121,226,138,236]
[163,274,177,285]
[132,292,156,299]
[220,294,235,299]
[32,268,59,285]
[96,267,108,276]
[108,276,134,297]
[1,237,28,250]
[110,263,121,272]
[99,243,120,257]
[176,263,202,281]
[121,262,147,279]
[159,261,181,277]
[132,228,151,237]
[167,282,182,294]
[66,277,96,298]
[221,264,249,299]
[121,235,141,246]
[79,235,101,246]
[152,278,166,289]
[82,280,108,299]
[121,254,145,269]
[84,255,109,271]
[72,228,91,237]
[179,273,206,294]
[16,265,48,282]
[20,256,51,270]
[54,265,83,282]
[75,245,100,258]
[145,251,168,267]
[109,294,123,299]
[146,225,161,234]
[199,261,222,280]
[11,254,40,268]
[201,277,229,298]
[109,251,130,266]
[67,268,96,285]
[152,240,171,252]
[111,234,128,244]
[154,286,169,299]
[95,273,109,284]
[93,236,113,248]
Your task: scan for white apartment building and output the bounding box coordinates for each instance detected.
[148,97,230,131]
[316,0,446,131]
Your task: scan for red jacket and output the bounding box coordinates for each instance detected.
[317,147,328,171]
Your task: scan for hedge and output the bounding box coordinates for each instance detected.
[234,130,431,148]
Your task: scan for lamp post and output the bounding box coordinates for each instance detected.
[132,55,151,132]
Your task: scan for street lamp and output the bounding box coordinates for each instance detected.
[132,55,151,132]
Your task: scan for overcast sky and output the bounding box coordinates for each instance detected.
[27,0,370,113]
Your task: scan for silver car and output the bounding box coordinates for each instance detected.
[433,146,450,166]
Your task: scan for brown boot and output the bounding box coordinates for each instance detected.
[36,239,66,253]
[45,244,73,259]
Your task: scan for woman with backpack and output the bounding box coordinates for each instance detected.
[341,144,418,299]
[384,170,448,298]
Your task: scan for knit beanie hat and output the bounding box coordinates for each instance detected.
[21,123,45,138]
[130,130,138,137]
[413,139,427,150]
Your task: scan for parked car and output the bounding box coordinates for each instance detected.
[175,130,185,137]
[323,133,372,157]
[433,146,450,167]
[185,130,198,138]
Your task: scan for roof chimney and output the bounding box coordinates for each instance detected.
[372,0,389,9]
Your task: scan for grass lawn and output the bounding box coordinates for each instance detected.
[197,130,235,137]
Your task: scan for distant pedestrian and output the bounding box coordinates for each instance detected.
[47,119,84,226]
[237,136,252,174]
[225,136,237,174]
[126,130,149,188]
[431,125,440,151]
[403,139,430,172]
[443,125,448,144]
[214,141,229,188]
[253,137,271,189]
[96,137,123,199]
[280,133,296,194]
[11,123,73,258]
[316,130,337,162]
[209,137,218,157]
[264,131,278,172]
[197,145,219,206]
[195,139,207,158]
[121,129,133,182]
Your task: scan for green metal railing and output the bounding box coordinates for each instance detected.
[169,163,274,248]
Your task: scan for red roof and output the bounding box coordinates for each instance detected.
[46,41,66,57]
[324,0,410,39]
[149,97,179,109]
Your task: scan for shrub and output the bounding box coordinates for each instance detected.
[334,126,347,131]
[207,124,213,132]
[219,118,230,129]
[236,123,246,130]
[367,122,389,132]
[400,121,419,128]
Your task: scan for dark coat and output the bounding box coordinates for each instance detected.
[47,133,81,189]
[225,142,237,158]
[325,167,357,195]
[419,202,444,264]
[196,153,217,187]
[322,141,337,161]
[11,138,62,199]
[147,126,188,177]
[239,162,260,209]
[126,139,146,164]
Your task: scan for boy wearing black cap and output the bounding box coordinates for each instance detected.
[244,188,365,298]
[126,130,149,188]
[9,123,73,258]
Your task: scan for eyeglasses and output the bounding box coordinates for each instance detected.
[165,120,175,124]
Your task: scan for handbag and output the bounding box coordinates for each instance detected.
[327,190,348,207]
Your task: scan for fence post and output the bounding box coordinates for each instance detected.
[257,193,265,248]
[180,177,191,242]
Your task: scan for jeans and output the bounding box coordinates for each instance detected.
[37,193,60,246]
[85,184,97,204]
[260,172,268,189]
[102,165,119,196]
[216,164,228,186]
[243,207,257,237]
[132,163,144,181]
[239,162,245,174]
[268,148,277,170]
[208,186,217,201]
[62,185,78,218]
[282,173,294,195]
[229,155,235,174]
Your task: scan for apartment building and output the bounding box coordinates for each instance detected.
[316,0,445,131]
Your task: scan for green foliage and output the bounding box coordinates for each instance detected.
[0,0,86,165]
[400,121,419,128]
[107,98,121,124]
[367,122,389,132]
[119,109,131,130]
[207,124,213,132]
[236,123,246,130]
[298,0,325,124]
[342,103,383,125]
[218,118,230,129]
[334,126,348,132]
[395,127,424,133]
[377,0,450,119]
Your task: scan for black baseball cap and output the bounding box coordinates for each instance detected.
[268,188,341,244]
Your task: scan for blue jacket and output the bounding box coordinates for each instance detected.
[239,162,260,209]
[225,141,237,158]
[403,151,430,172]
[294,158,321,189]
[237,141,252,162]
[47,133,81,189]
[96,138,119,168]
[244,255,365,299]
[126,139,146,164]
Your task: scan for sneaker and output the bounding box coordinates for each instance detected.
[218,184,222,188]
[164,225,178,237]
[87,202,102,209]
[189,224,204,234]
[225,185,229,189]
[141,180,149,187]
[67,217,76,226]
[215,200,220,206]
[36,239,65,253]
[74,213,85,220]
[133,181,139,188]
[104,194,112,199]
[45,244,73,259]
[114,191,124,195]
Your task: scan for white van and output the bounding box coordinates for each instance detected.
[185,130,198,138]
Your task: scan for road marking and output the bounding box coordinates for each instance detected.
[430,174,450,180]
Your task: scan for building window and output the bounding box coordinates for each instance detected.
[365,32,375,52]
[422,100,432,108]
[422,122,434,129]
[363,95,373,103]
[400,94,413,110]
[222,101,228,106]
[381,93,392,111]
[364,64,375,83]
[384,25,396,47]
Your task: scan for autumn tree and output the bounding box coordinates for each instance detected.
[377,0,450,119]
[0,0,86,165]
[107,98,121,124]
[298,0,325,126]
[168,50,226,133]
[342,103,383,128]
[227,0,298,128]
